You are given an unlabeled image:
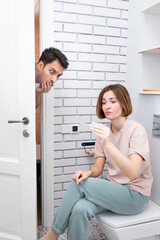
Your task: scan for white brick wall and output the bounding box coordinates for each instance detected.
[53,0,129,212]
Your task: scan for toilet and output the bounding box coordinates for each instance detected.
[96,200,160,240]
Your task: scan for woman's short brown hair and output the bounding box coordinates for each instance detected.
[96,84,132,119]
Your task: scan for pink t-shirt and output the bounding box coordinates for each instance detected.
[94,119,153,196]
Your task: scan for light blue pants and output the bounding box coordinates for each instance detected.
[51,178,149,240]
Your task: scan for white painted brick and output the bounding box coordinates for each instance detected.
[55,0,77,2]
[121,29,128,38]
[54,22,63,32]
[69,61,92,71]
[54,107,76,116]
[93,44,119,54]
[54,174,73,183]
[54,116,63,125]
[54,98,63,107]
[120,64,126,73]
[54,167,63,175]
[78,71,105,80]
[54,125,62,133]
[64,165,89,174]
[53,0,129,208]
[54,158,76,167]
[78,53,105,62]
[106,72,125,81]
[78,15,106,26]
[78,107,96,115]
[54,133,63,142]
[64,149,86,158]
[64,3,92,14]
[54,41,63,50]
[78,34,105,45]
[93,63,119,72]
[94,26,120,36]
[54,190,66,199]
[54,89,76,98]
[64,132,90,141]
[120,47,127,55]
[92,98,98,106]
[107,37,127,46]
[54,183,62,191]
[64,98,91,107]
[63,182,71,190]
[93,6,120,18]
[76,157,95,165]
[54,12,77,23]
[121,10,129,19]
[61,71,77,79]
[62,52,77,62]
[55,79,63,88]
[63,42,92,52]
[64,80,91,89]
[54,199,62,208]
[92,80,117,89]
[54,151,63,159]
[64,116,91,124]
[91,117,107,126]
[55,141,76,150]
[78,89,99,98]
[108,0,129,10]
[54,2,63,11]
[107,55,126,63]
[64,23,92,34]
[108,18,128,28]
[78,0,107,7]
[54,32,77,42]
[79,124,92,132]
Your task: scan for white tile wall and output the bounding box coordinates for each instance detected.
[53,0,129,211]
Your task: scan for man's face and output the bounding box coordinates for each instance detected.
[36,59,64,86]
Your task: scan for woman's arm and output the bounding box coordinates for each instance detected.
[104,141,142,180]
[91,123,143,181]
[72,156,106,184]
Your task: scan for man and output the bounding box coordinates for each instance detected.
[35,47,69,108]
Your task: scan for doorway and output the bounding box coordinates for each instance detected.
[35,0,42,226]
[34,0,54,227]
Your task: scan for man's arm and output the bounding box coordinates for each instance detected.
[36,88,42,109]
[35,81,52,109]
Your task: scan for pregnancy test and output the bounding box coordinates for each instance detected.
[79,122,91,126]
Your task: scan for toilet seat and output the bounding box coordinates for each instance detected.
[97,200,160,228]
[96,200,160,240]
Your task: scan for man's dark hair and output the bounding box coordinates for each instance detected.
[38,47,69,69]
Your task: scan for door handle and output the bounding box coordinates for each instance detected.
[8,117,30,125]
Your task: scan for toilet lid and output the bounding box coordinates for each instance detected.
[96,200,160,228]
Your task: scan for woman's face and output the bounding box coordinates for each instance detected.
[102,90,123,121]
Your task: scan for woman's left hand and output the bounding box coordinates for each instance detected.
[91,123,110,146]
[72,170,91,184]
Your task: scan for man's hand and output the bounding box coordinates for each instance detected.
[36,81,53,94]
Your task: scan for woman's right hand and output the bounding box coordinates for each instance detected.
[72,170,91,184]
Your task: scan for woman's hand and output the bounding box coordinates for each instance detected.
[72,170,91,184]
[91,123,110,146]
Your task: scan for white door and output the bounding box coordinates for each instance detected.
[0,1,37,240]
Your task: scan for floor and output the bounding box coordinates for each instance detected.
[37,218,107,240]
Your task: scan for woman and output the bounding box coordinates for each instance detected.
[42,84,153,240]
